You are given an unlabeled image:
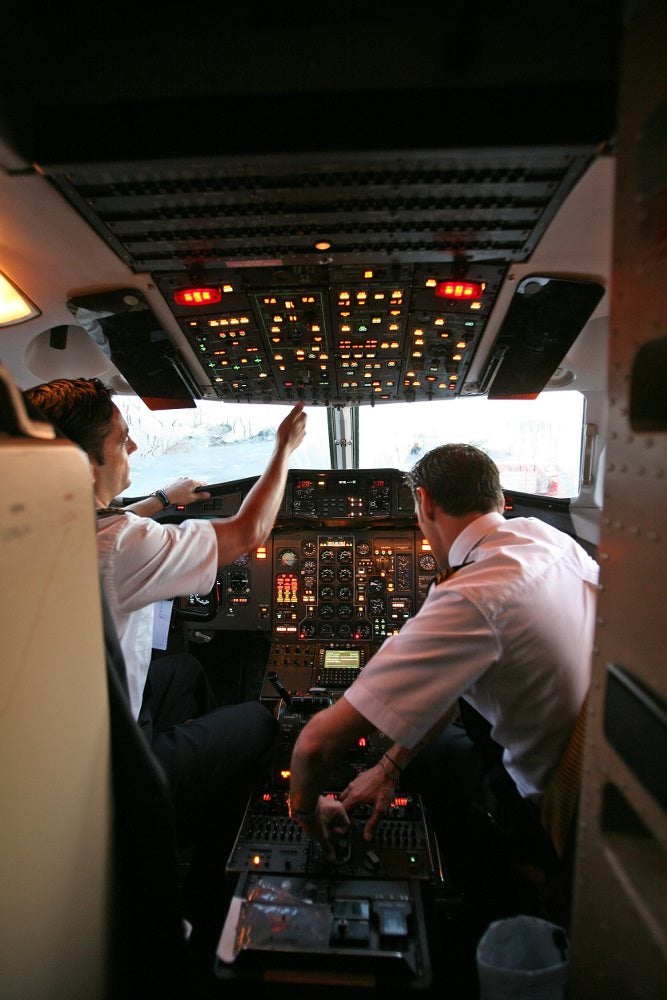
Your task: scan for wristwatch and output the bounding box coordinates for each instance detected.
[150,489,171,510]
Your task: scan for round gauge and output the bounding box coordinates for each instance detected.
[337,566,353,582]
[418,553,437,572]
[356,541,371,557]
[302,559,316,574]
[368,576,386,594]
[320,623,334,639]
[337,585,353,601]
[302,540,317,557]
[369,597,385,615]
[337,604,353,619]
[336,623,352,639]
[319,585,335,601]
[338,548,353,564]
[320,548,336,563]
[233,553,251,566]
[354,621,372,639]
[279,548,299,569]
[228,571,249,593]
[319,567,335,582]
[319,604,335,619]
[300,621,316,639]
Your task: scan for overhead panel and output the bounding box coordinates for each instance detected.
[155,262,504,406]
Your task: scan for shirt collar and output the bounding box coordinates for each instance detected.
[448,511,505,570]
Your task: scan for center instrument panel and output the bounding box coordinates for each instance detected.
[171,470,438,668]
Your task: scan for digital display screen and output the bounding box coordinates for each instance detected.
[323,649,360,670]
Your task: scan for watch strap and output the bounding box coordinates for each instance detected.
[150,489,171,509]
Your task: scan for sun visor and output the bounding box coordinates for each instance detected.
[481,276,605,399]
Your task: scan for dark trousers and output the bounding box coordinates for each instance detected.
[138,653,279,844]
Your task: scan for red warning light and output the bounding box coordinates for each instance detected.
[173,287,222,306]
[434,281,483,300]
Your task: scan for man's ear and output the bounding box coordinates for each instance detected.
[417,485,437,521]
[88,452,102,483]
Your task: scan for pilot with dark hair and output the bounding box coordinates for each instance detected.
[289,442,599,918]
[25,376,306,944]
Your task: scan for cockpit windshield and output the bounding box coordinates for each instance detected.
[115,389,585,501]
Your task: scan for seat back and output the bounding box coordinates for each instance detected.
[0,364,112,998]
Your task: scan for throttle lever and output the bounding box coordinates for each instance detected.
[266,670,293,707]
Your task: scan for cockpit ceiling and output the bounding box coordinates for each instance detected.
[43,146,593,271]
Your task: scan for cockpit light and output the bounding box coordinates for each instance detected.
[173,287,222,306]
[0,270,40,325]
[434,280,483,300]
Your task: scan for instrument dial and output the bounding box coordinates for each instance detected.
[278,548,299,569]
[354,621,372,639]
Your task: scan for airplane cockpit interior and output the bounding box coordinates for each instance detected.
[2,4,665,998]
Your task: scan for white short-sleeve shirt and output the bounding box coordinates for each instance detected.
[96,507,218,719]
[344,512,600,802]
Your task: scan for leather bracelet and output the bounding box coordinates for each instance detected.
[382,751,404,774]
[150,489,171,510]
[378,758,398,783]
